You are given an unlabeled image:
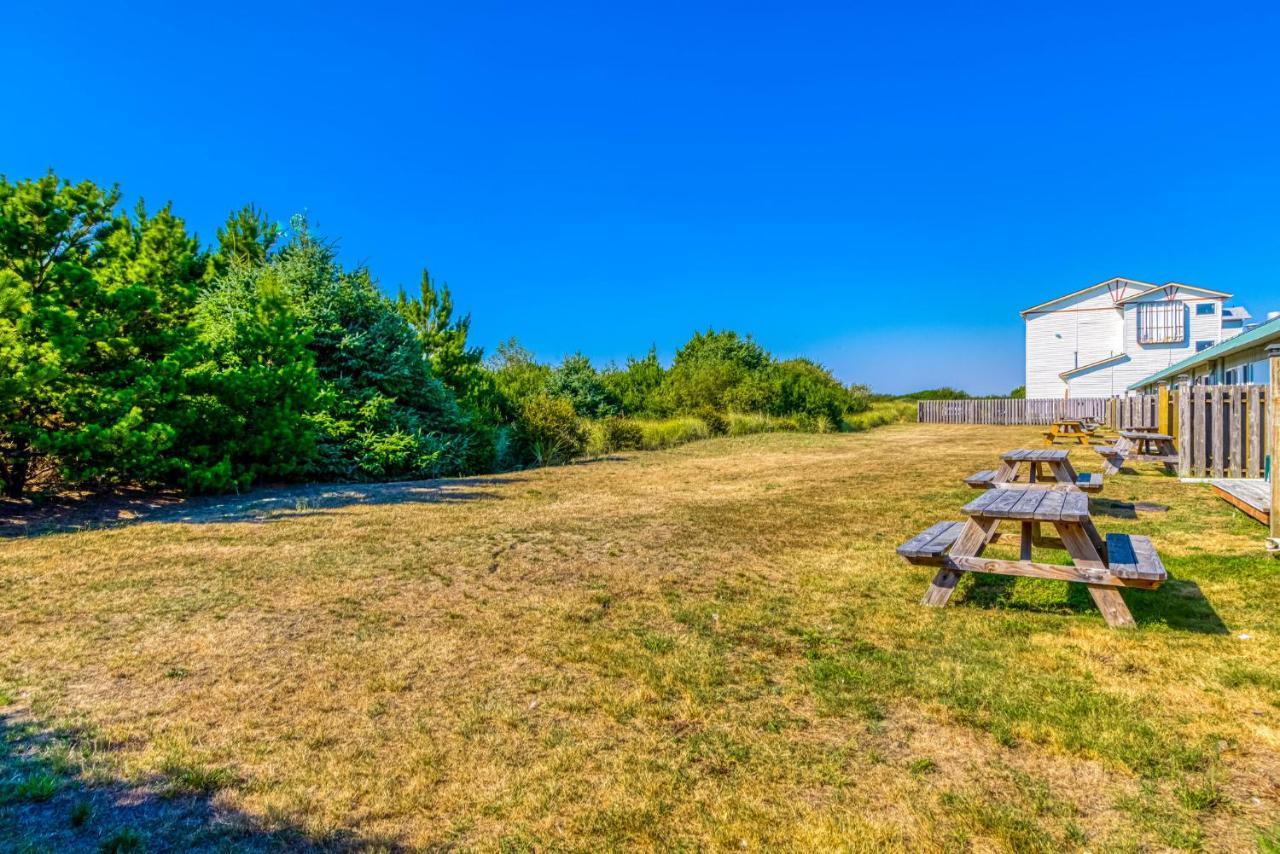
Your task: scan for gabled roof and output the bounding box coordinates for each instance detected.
[1020,277,1158,316]
[1113,282,1233,304]
[1059,352,1128,380]
[1223,306,1252,322]
[1129,313,1280,390]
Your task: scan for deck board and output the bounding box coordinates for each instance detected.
[1210,478,1270,525]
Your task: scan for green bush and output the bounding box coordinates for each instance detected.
[516,394,587,466]
[601,348,665,415]
[599,417,644,453]
[697,407,729,436]
[546,353,620,417]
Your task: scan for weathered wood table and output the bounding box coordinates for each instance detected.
[1096,430,1178,475]
[1043,418,1093,446]
[897,484,1166,628]
[965,449,1103,493]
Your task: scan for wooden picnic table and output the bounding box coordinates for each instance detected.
[1096,431,1178,475]
[965,448,1103,493]
[1043,418,1094,446]
[897,484,1166,628]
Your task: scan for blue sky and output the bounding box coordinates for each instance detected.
[5,2,1279,393]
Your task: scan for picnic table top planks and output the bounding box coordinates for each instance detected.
[1001,448,1071,463]
[962,483,1089,523]
[1120,430,1173,441]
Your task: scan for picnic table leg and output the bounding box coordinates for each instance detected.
[922,517,998,608]
[1055,521,1135,629]
[1048,459,1076,484]
[1024,464,1039,553]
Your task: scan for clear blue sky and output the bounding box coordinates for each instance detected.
[5,2,1279,394]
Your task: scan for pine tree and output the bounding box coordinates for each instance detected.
[206,204,279,276]
[0,173,122,496]
[396,269,497,419]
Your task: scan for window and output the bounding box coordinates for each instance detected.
[1137,301,1185,344]
[1196,302,1216,315]
[1195,340,1213,352]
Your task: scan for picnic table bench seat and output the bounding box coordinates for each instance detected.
[897,521,966,565]
[1075,472,1103,492]
[1096,432,1178,474]
[964,469,998,489]
[1104,533,1167,583]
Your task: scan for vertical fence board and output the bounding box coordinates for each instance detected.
[1211,387,1224,478]
[1177,386,1190,476]
[1251,386,1265,478]
[1193,387,1207,475]
[1229,387,1243,478]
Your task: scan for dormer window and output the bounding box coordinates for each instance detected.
[1137,301,1186,344]
[1196,303,1216,316]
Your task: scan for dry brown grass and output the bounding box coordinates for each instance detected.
[2,424,1279,850]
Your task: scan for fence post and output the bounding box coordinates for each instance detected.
[1157,384,1169,435]
[1176,382,1190,477]
[1269,345,1280,545]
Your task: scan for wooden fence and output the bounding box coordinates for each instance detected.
[918,385,1269,478]
[1109,394,1160,431]
[1176,384,1267,479]
[916,397,1109,425]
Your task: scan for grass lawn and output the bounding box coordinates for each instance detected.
[2,424,1279,851]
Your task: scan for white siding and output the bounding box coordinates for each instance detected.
[1023,282,1137,398]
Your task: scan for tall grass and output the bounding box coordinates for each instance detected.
[585,417,710,455]
[639,417,711,449]
[843,401,916,432]
[726,412,801,436]
[582,403,913,457]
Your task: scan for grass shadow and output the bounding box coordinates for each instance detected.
[1127,575,1230,635]
[1090,498,1138,519]
[0,704,407,851]
[1,475,527,539]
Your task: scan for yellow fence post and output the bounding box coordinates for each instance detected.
[1268,345,1280,549]
[1158,384,1170,436]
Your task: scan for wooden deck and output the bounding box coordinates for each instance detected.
[1210,478,1270,525]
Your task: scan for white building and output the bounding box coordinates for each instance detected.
[1023,277,1249,399]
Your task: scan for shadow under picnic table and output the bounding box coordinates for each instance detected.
[954,571,1228,635]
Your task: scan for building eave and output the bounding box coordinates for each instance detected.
[1059,352,1127,380]
[1113,283,1234,305]
[1020,277,1158,317]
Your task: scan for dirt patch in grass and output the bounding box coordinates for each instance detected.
[2,425,1279,849]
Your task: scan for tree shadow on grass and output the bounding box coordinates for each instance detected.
[0,705,407,852]
[0,475,527,539]
[956,572,1228,634]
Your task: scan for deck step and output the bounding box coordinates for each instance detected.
[1104,533,1167,582]
[898,521,966,566]
[964,469,997,489]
